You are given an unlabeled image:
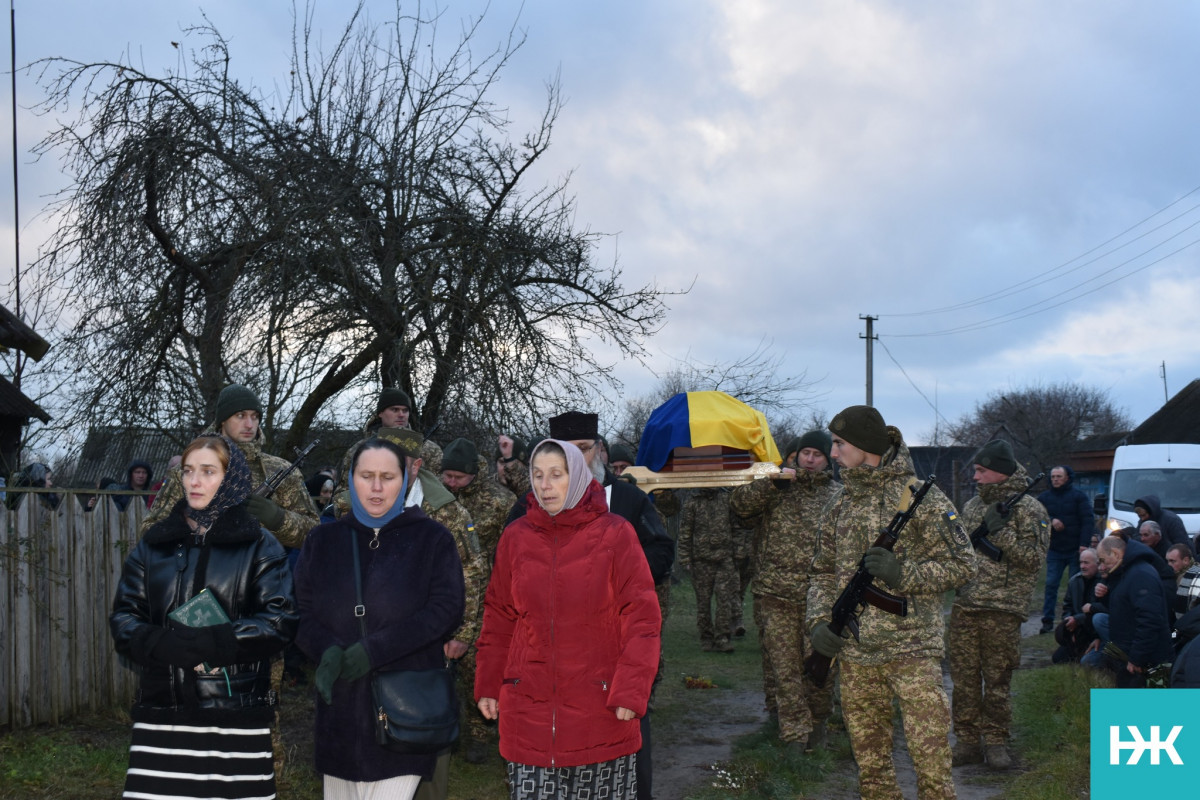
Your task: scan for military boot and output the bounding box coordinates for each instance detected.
[951,739,984,766]
[986,744,1013,770]
[713,636,734,653]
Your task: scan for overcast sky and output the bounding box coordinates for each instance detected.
[4,0,1200,444]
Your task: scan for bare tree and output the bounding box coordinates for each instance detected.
[946,382,1133,470]
[29,1,670,453]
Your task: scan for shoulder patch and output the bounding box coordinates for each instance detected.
[944,509,970,548]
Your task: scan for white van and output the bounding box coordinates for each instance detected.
[1103,443,1200,535]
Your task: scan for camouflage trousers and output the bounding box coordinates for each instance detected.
[841,656,955,800]
[690,557,739,647]
[655,581,671,683]
[730,554,753,629]
[456,648,496,747]
[754,594,776,711]
[757,593,834,742]
[948,606,1022,748]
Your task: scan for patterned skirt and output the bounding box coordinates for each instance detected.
[122,707,276,800]
[506,754,636,800]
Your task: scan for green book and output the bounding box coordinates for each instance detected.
[168,588,232,628]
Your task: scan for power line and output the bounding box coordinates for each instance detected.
[875,337,955,432]
[879,182,1200,320]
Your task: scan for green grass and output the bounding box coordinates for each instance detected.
[0,710,129,799]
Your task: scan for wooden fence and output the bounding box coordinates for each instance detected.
[1,489,147,730]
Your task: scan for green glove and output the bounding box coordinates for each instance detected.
[245,494,285,531]
[315,646,344,704]
[340,642,372,681]
[864,546,902,589]
[811,623,847,658]
[983,502,1009,535]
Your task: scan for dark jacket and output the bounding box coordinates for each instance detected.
[1062,569,1101,628]
[1104,539,1174,668]
[476,480,661,768]
[109,459,154,512]
[1135,495,1190,549]
[1038,470,1094,552]
[110,502,297,714]
[506,470,676,584]
[294,507,465,782]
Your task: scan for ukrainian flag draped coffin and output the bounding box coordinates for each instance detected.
[635,391,782,472]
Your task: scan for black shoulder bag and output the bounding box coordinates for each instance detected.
[351,529,460,754]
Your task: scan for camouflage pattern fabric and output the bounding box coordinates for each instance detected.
[955,466,1049,616]
[732,469,838,720]
[950,467,1047,749]
[807,438,976,665]
[731,469,839,603]
[948,607,1021,748]
[690,558,739,648]
[757,593,834,743]
[500,457,531,498]
[141,427,319,548]
[840,657,955,800]
[680,489,740,647]
[807,433,971,800]
[450,457,516,567]
[730,521,754,631]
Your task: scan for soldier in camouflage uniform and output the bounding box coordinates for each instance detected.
[949,440,1048,770]
[495,434,531,499]
[141,384,319,545]
[808,406,975,800]
[731,429,839,751]
[441,438,516,567]
[679,487,741,652]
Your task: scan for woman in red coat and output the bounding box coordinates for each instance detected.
[475,439,661,799]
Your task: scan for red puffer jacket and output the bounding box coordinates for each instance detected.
[475,479,661,768]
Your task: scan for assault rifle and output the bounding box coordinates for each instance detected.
[254,439,320,498]
[969,472,1045,563]
[803,475,937,688]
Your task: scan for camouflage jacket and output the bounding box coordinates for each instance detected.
[500,457,530,498]
[334,466,489,648]
[955,467,1049,616]
[679,488,737,565]
[731,468,839,603]
[140,428,319,549]
[807,436,976,665]
[452,458,516,566]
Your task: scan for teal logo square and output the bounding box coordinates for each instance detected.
[1091,688,1199,796]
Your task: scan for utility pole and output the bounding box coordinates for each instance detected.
[860,314,877,407]
[1161,361,1169,405]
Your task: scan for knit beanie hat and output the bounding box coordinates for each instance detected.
[828,405,890,456]
[442,438,479,474]
[797,429,833,463]
[549,411,599,441]
[609,444,636,465]
[214,384,262,425]
[377,387,411,414]
[783,437,802,459]
[974,439,1017,476]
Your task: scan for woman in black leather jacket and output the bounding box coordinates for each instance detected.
[110,434,298,799]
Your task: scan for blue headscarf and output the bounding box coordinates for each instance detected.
[349,447,410,529]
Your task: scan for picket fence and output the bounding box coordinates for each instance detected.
[1,489,146,730]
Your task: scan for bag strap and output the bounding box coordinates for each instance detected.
[351,531,368,639]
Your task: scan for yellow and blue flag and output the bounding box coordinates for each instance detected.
[636,391,782,472]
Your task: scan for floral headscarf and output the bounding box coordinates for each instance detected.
[185,435,254,531]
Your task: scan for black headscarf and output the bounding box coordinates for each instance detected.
[185,435,254,532]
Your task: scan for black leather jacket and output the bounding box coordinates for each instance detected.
[110,502,298,711]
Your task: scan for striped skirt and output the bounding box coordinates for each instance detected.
[122,708,276,800]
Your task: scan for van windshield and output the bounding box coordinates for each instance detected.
[1112,468,1200,514]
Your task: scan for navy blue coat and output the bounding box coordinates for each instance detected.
[1038,472,1094,552]
[1105,539,1173,669]
[1135,495,1190,549]
[295,508,464,782]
